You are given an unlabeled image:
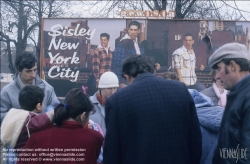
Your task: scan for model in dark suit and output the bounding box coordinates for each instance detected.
[103,55,202,164]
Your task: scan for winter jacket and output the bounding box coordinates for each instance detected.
[189,89,224,164]
[17,121,104,164]
[1,108,52,148]
[213,75,250,164]
[89,92,106,136]
[112,36,144,84]
[103,73,201,164]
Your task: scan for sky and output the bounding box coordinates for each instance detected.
[72,1,250,20]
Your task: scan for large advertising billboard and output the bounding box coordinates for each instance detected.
[41,18,250,96]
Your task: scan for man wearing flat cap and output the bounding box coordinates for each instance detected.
[209,42,250,164]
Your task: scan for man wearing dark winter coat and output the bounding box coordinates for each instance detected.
[103,55,202,164]
[111,21,145,88]
[209,43,250,164]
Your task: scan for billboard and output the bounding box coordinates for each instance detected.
[41,18,250,96]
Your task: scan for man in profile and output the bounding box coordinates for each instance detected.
[209,43,250,164]
[104,55,201,164]
[172,33,205,91]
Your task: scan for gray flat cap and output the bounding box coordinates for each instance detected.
[208,42,250,68]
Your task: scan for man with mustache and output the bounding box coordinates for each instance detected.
[209,43,250,164]
[0,51,59,125]
[172,33,205,91]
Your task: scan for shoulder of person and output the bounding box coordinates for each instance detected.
[37,78,54,90]
[1,81,17,94]
[119,39,134,49]
[200,87,213,95]
[172,46,183,55]
[5,108,29,117]
[84,127,104,140]
[95,47,104,53]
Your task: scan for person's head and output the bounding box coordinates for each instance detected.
[19,85,44,113]
[183,33,194,50]
[128,21,141,41]
[98,72,119,99]
[210,69,224,89]
[53,88,94,127]
[209,43,250,90]
[100,33,110,48]
[15,51,37,85]
[122,55,154,84]
[163,72,179,81]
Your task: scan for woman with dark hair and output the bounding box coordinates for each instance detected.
[17,88,104,164]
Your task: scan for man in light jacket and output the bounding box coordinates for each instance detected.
[0,51,59,125]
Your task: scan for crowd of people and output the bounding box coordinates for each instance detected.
[1,37,250,164]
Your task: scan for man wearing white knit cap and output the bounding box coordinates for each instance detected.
[209,42,250,164]
[89,71,119,136]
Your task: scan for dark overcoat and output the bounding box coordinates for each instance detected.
[103,72,202,164]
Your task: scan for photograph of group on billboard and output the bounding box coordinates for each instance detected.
[41,18,250,96]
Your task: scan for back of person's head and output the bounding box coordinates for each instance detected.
[163,71,179,81]
[53,88,94,126]
[122,55,154,78]
[15,51,37,72]
[19,85,44,111]
[100,33,110,40]
[98,72,119,89]
[128,21,141,29]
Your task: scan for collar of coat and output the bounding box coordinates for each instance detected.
[132,72,155,83]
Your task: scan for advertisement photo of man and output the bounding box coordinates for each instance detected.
[172,33,206,91]
[92,33,113,85]
[112,20,145,88]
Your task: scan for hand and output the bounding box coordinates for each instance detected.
[84,121,93,129]
[87,122,93,129]
[200,64,205,71]
[155,63,161,70]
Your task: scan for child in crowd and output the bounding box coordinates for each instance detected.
[17,88,104,164]
[1,85,54,163]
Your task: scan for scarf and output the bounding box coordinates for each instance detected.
[212,82,227,108]
[97,92,105,106]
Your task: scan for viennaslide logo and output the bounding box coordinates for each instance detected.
[219,144,248,163]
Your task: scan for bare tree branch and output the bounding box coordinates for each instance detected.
[182,0,197,18]
[144,0,154,11]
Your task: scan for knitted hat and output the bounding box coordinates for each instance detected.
[209,43,250,68]
[98,72,119,88]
